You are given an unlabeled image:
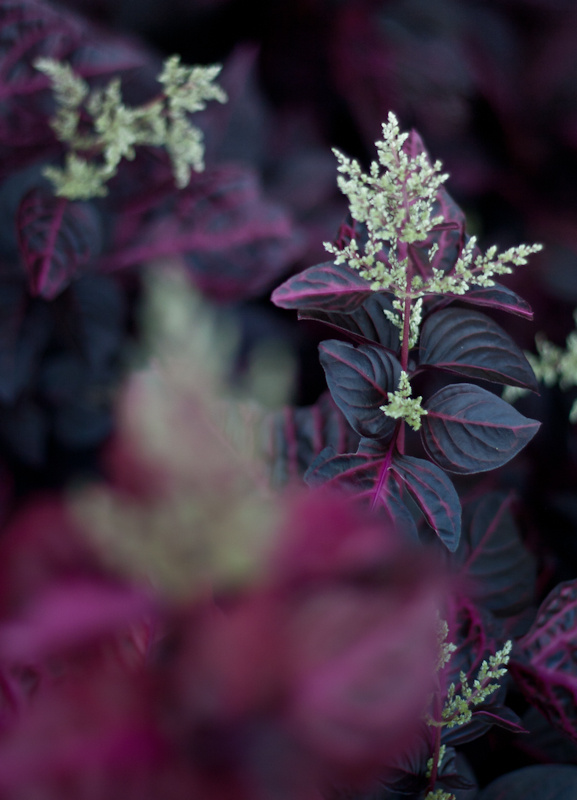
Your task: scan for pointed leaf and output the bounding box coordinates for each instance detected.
[319,340,401,439]
[17,189,101,299]
[299,293,400,350]
[392,454,461,551]
[454,493,537,618]
[454,283,533,319]
[420,308,538,390]
[271,260,372,312]
[305,447,418,540]
[511,580,577,743]
[421,383,540,474]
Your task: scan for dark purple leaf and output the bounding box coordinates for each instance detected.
[392,454,461,552]
[318,339,401,441]
[271,260,372,313]
[511,580,577,743]
[298,293,400,351]
[64,275,124,372]
[260,392,358,487]
[0,399,47,465]
[106,165,299,302]
[0,282,51,403]
[479,765,577,800]
[454,283,534,319]
[17,189,101,299]
[319,340,400,439]
[419,308,538,391]
[305,447,418,540]
[454,493,537,618]
[421,383,540,474]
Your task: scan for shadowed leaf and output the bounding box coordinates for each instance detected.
[299,293,400,351]
[319,340,401,439]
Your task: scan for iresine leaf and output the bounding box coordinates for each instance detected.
[271,260,372,312]
[299,294,400,351]
[510,580,577,743]
[454,492,537,619]
[260,392,358,487]
[421,383,540,474]
[419,308,538,391]
[17,188,101,300]
[305,447,418,540]
[392,454,461,552]
[479,765,577,800]
[305,445,461,551]
[455,283,533,319]
[319,340,401,439]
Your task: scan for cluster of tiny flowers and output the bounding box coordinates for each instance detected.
[504,312,577,421]
[424,790,456,800]
[324,111,447,294]
[380,370,428,431]
[35,55,227,199]
[441,640,512,729]
[324,111,542,306]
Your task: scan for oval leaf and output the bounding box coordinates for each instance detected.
[17,189,101,300]
[420,308,538,390]
[421,383,540,474]
[392,454,461,551]
[319,340,401,439]
[271,261,372,312]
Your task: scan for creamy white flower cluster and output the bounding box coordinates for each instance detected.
[35,55,227,199]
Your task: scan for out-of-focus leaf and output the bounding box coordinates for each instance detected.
[0,281,51,403]
[319,339,401,439]
[421,383,540,474]
[106,165,300,302]
[17,189,101,299]
[261,392,358,487]
[511,580,577,743]
[420,307,538,390]
[453,492,537,618]
[479,765,577,800]
[272,260,372,313]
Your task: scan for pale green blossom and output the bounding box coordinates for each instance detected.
[380,370,428,431]
[35,54,227,199]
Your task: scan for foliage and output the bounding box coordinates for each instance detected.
[4,1,577,799]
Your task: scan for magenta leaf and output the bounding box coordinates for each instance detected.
[299,293,400,351]
[419,308,538,390]
[305,447,418,540]
[260,392,358,487]
[511,580,577,743]
[421,383,540,474]
[271,260,372,312]
[392,454,461,551]
[479,765,577,800]
[454,493,537,619]
[319,340,401,439]
[17,188,101,299]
